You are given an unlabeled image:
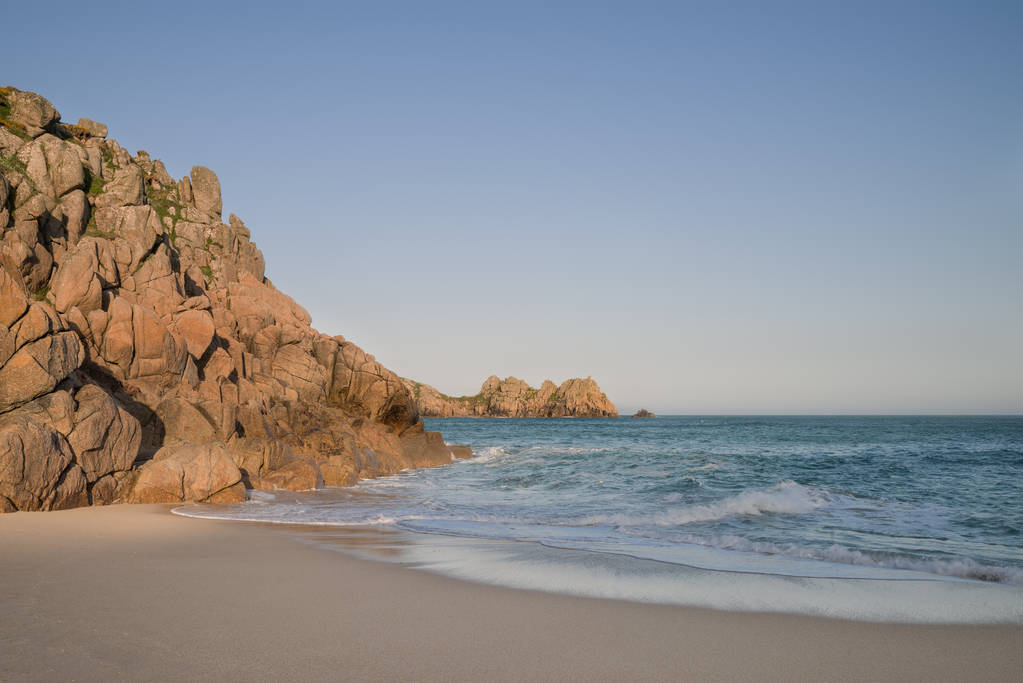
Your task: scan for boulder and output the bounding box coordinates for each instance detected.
[0,411,88,511]
[189,166,222,218]
[131,243,183,315]
[91,206,161,274]
[94,164,146,208]
[0,264,29,329]
[49,238,103,315]
[201,347,235,381]
[0,330,84,414]
[128,441,246,503]
[0,127,26,156]
[89,471,132,506]
[319,456,357,487]
[330,340,419,429]
[67,383,141,482]
[154,396,218,446]
[96,299,188,382]
[16,134,85,199]
[227,436,292,480]
[255,458,322,491]
[76,118,108,138]
[5,88,59,136]
[168,308,215,360]
[56,189,90,246]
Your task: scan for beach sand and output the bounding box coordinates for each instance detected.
[1,505,1020,682]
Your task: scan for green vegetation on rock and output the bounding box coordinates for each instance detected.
[0,88,31,140]
[0,153,39,193]
[87,173,106,195]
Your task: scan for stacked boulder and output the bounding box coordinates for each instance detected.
[0,86,456,511]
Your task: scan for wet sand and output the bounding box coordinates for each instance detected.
[1,504,1020,682]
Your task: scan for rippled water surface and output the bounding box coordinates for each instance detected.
[177,416,1023,622]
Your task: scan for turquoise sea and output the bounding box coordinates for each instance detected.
[178,416,1023,623]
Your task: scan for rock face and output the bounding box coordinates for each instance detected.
[0,86,465,512]
[404,376,618,418]
[632,409,655,418]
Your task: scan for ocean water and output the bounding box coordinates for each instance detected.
[176,416,1023,623]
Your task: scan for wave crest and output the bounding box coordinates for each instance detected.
[583,481,829,527]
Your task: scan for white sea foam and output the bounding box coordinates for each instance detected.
[658,533,1023,586]
[172,506,404,527]
[469,446,513,463]
[339,533,1023,624]
[521,445,616,455]
[582,481,829,527]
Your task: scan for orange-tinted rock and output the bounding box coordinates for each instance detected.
[0,265,29,329]
[0,330,84,413]
[5,87,59,136]
[227,436,292,479]
[67,383,141,482]
[331,340,419,428]
[0,411,88,511]
[319,456,357,487]
[154,396,219,446]
[404,375,618,418]
[169,309,216,360]
[129,442,245,503]
[0,86,463,512]
[189,166,222,218]
[255,458,322,491]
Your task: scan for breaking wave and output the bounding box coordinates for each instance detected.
[581,481,830,527]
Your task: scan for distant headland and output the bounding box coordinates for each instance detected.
[403,375,618,418]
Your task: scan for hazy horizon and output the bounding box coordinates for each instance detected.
[7,0,1021,414]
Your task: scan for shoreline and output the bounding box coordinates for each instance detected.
[2,505,1022,682]
[173,501,1023,625]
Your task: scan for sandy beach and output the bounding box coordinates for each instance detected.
[0,505,1020,682]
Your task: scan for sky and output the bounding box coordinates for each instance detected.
[6,1,1022,413]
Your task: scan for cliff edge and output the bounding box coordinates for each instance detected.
[0,86,459,512]
[403,375,618,417]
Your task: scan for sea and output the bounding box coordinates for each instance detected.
[176,416,1023,624]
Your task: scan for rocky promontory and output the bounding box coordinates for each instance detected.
[403,375,618,417]
[0,86,463,512]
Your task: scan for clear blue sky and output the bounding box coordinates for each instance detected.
[8,1,1022,413]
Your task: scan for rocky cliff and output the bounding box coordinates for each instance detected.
[0,86,460,512]
[403,375,618,417]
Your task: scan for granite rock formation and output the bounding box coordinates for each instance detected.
[404,375,617,418]
[0,86,464,512]
[632,409,655,418]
